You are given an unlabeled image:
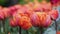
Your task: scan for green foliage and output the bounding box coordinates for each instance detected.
[0,0,5,5]
[46,0,50,2]
[38,0,42,2]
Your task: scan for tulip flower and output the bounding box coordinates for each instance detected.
[57,31,60,34]
[18,16,32,30]
[14,4,22,9]
[10,18,17,27]
[49,10,58,20]
[0,10,4,20]
[30,12,41,27]
[21,5,34,17]
[30,12,52,27]
[2,8,10,18]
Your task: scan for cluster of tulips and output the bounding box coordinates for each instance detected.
[0,1,58,30]
[10,2,58,30]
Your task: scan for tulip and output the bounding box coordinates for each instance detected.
[14,4,22,9]
[12,12,21,25]
[2,8,10,18]
[30,12,41,27]
[22,5,34,17]
[10,18,17,27]
[0,10,4,20]
[30,12,52,27]
[18,16,32,30]
[57,31,60,34]
[49,10,58,20]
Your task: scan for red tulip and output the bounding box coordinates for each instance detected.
[8,6,17,16]
[14,4,22,9]
[30,12,41,27]
[49,10,58,20]
[22,5,34,17]
[13,12,21,25]
[0,10,4,20]
[9,6,17,11]
[10,18,17,27]
[57,31,60,34]
[50,0,59,4]
[2,8,10,18]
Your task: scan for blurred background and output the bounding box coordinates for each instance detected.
[0,0,60,34]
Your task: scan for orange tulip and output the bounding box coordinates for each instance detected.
[18,16,32,30]
[30,12,52,27]
[36,12,52,27]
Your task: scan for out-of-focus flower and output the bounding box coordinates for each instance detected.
[18,16,32,30]
[0,10,4,20]
[2,8,10,18]
[9,18,17,27]
[57,31,60,34]
[30,12,52,27]
[49,10,58,20]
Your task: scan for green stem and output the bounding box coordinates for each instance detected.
[26,30,29,34]
[0,20,3,32]
[2,19,5,33]
[54,20,57,33]
[19,27,21,34]
[39,27,43,34]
